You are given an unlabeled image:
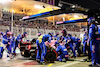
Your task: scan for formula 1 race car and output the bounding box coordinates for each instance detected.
[20,38,37,59]
[20,39,58,62]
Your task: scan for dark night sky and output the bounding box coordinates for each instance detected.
[59,0,100,9]
[35,0,100,9]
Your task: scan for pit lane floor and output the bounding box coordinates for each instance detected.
[0,53,91,67]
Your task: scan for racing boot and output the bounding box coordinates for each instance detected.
[36,59,40,63]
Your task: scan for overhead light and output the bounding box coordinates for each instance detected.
[0,0,13,3]
[52,8,54,10]
[9,0,13,2]
[63,17,65,21]
[34,5,43,9]
[72,5,75,8]
[74,15,79,18]
[98,16,100,18]
[58,3,63,7]
[0,0,7,3]
[95,21,98,23]
[12,10,14,12]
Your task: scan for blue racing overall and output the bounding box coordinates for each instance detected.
[83,34,88,54]
[67,36,77,57]
[56,44,68,61]
[2,35,11,58]
[88,24,99,65]
[36,34,50,63]
[13,34,23,53]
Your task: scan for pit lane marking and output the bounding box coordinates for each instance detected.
[48,63,53,67]
[56,59,83,67]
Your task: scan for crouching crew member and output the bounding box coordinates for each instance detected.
[67,34,77,58]
[56,40,69,62]
[2,30,12,60]
[13,32,27,55]
[75,35,81,57]
[10,33,16,56]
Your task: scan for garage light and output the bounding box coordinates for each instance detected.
[0,0,13,3]
[0,0,7,3]
[12,10,14,12]
[34,5,43,9]
[72,5,75,8]
[74,15,79,18]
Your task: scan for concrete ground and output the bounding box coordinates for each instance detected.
[0,53,92,67]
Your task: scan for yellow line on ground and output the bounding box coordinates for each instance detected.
[48,63,53,67]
